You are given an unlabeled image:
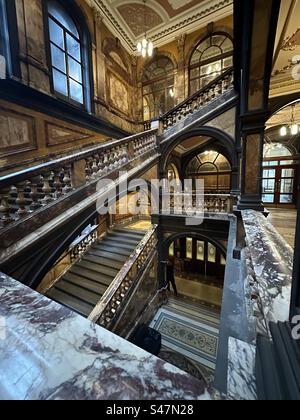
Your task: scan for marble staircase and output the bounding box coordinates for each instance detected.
[47,228,145,317]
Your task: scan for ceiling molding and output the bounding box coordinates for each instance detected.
[86,0,233,54]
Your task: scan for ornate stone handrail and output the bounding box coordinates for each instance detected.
[89,225,158,328]
[0,130,157,229]
[160,68,234,131]
[161,193,234,215]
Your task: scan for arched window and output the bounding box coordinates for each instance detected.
[142,56,175,120]
[189,33,233,95]
[186,151,232,193]
[47,0,91,109]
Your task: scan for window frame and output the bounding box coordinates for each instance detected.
[44,0,92,112]
[142,56,175,121]
[0,0,21,79]
[189,32,233,95]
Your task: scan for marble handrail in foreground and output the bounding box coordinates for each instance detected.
[0,272,211,401]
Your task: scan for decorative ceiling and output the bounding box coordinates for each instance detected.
[266,101,300,129]
[271,0,300,97]
[86,0,233,53]
[174,136,211,156]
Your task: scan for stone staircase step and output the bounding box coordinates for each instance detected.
[47,288,94,317]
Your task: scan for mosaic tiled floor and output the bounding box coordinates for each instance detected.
[150,299,220,381]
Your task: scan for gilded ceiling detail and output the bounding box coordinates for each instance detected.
[117,4,163,37]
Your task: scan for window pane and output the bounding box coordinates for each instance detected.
[69,79,83,103]
[263,169,275,178]
[208,243,216,263]
[49,18,64,49]
[48,0,79,38]
[69,57,82,82]
[51,44,66,73]
[221,254,226,266]
[169,243,174,257]
[53,69,67,96]
[280,195,293,204]
[280,178,294,194]
[197,241,205,261]
[263,179,275,193]
[186,238,193,259]
[263,194,274,203]
[67,34,81,61]
[281,169,294,178]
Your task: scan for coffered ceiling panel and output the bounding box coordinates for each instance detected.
[86,0,233,53]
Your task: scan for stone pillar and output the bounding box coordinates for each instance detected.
[237,0,281,211]
[175,34,186,104]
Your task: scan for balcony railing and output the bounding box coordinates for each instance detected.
[88,225,158,329]
[160,68,234,131]
[0,130,157,230]
[161,193,234,215]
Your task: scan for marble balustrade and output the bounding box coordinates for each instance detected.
[0,130,157,230]
[242,210,294,336]
[161,69,234,131]
[0,272,211,400]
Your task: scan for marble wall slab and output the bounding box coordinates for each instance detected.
[0,272,209,401]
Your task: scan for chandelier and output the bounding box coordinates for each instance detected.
[280,103,299,136]
[137,0,154,58]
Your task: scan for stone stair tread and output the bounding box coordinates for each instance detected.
[100,239,137,251]
[46,225,146,319]
[76,259,119,277]
[113,228,146,237]
[81,254,124,270]
[87,249,128,262]
[54,279,101,306]
[62,272,107,296]
[69,265,113,286]
[93,244,132,257]
[104,235,141,246]
[47,288,94,317]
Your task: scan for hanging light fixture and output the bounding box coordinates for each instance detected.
[279,103,299,136]
[137,0,154,58]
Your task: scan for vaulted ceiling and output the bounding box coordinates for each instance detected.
[86,0,233,53]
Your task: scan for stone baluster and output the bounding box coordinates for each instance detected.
[29,176,42,210]
[62,166,72,194]
[15,182,29,216]
[0,190,13,226]
[108,150,115,172]
[103,152,109,173]
[85,158,92,181]
[41,172,54,205]
[91,156,99,179]
[97,153,105,177]
[53,169,64,199]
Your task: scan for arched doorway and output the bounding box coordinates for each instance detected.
[166,234,227,308]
